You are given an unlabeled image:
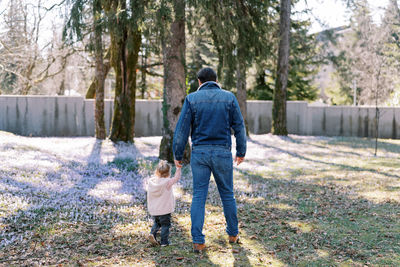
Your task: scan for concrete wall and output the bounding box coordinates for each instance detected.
[303,106,400,139]
[1,96,400,139]
[0,96,162,137]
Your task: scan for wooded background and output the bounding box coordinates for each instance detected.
[1,0,400,160]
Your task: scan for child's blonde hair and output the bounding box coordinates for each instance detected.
[155,160,171,178]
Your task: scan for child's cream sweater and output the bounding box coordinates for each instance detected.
[147,172,180,216]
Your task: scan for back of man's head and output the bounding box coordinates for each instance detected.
[197,67,217,83]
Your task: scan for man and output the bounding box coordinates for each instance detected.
[173,67,246,253]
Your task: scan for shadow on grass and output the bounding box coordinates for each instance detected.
[232,167,399,266]
[0,140,222,266]
[277,135,366,157]
[281,134,400,155]
[1,136,399,266]
[0,140,146,265]
[248,138,400,180]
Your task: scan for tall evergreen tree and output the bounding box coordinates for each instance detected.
[272,0,291,136]
[249,19,320,102]
[0,0,26,94]
[193,0,274,131]
[186,14,215,94]
[286,19,319,101]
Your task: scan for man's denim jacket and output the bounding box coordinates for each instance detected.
[173,81,247,161]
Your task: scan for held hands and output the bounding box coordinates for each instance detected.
[174,166,182,179]
[174,159,183,168]
[234,156,245,166]
[174,159,182,180]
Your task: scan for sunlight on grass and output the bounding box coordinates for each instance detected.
[235,178,254,193]
[91,257,156,267]
[175,213,192,239]
[359,190,399,203]
[246,196,266,204]
[112,222,146,237]
[206,248,236,266]
[8,169,75,192]
[0,181,19,192]
[268,203,295,211]
[201,211,286,267]
[203,211,226,236]
[238,230,286,267]
[175,187,192,203]
[88,180,133,204]
[316,249,330,258]
[0,194,30,219]
[287,221,314,233]
[1,133,399,266]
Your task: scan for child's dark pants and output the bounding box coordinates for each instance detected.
[150,213,171,245]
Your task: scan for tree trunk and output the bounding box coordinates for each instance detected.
[210,25,223,82]
[159,0,190,163]
[272,0,291,136]
[109,22,127,141]
[85,49,111,99]
[140,43,147,99]
[58,80,65,95]
[236,31,249,135]
[126,29,142,139]
[108,0,140,142]
[93,0,106,139]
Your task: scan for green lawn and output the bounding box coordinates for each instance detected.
[0,133,399,266]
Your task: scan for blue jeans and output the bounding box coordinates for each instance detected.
[190,145,238,244]
[150,213,171,245]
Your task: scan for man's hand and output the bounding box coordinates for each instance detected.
[234,156,244,166]
[174,159,183,168]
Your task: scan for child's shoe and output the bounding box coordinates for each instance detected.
[148,234,160,246]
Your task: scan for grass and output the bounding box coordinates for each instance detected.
[0,133,399,266]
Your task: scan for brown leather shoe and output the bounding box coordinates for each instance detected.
[193,243,206,253]
[229,235,241,244]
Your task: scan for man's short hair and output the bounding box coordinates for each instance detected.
[197,67,217,83]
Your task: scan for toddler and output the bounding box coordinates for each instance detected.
[147,160,181,246]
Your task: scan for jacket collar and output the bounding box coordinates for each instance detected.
[197,81,221,91]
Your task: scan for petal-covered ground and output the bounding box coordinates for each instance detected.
[0,131,399,266]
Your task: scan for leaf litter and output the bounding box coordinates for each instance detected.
[0,132,399,266]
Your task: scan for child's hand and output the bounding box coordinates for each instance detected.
[174,167,182,178]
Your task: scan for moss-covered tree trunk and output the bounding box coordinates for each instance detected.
[109,30,126,141]
[86,49,111,99]
[140,43,147,99]
[126,29,142,139]
[107,0,141,142]
[159,0,190,163]
[272,0,291,136]
[93,0,106,139]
